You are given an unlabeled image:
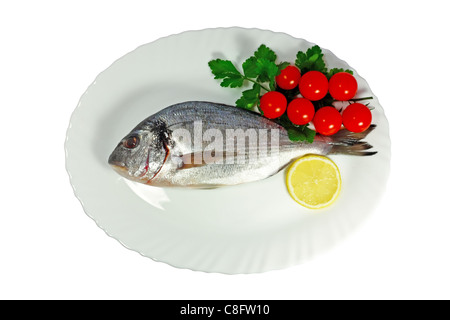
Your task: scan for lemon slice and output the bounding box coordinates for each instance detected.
[286,155,341,209]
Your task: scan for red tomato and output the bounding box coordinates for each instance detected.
[313,106,342,136]
[298,71,329,101]
[328,72,358,101]
[287,98,315,125]
[342,103,372,133]
[259,91,287,119]
[276,66,301,90]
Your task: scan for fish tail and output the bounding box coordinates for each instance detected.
[328,125,377,156]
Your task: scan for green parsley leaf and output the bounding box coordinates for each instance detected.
[256,58,279,90]
[287,128,306,142]
[254,44,277,62]
[220,74,244,88]
[275,114,316,143]
[235,83,261,109]
[242,46,279,90]
[275,113,291,128]
[326,68,353,79]
[295,51,308,70]
[303,126,316,143]
[208,59,244,88]
[242,56,260,78]
[307,46,326,72]
[277,62,291,74]
[286,126,316,142]
[295,45,327,73]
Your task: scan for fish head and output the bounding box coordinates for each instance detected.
[108,128,168,184]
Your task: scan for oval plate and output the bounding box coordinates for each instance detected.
[65,27,391,274]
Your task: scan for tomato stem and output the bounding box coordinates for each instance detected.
[345,96,373,102]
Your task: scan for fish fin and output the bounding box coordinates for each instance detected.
[328,124,378,156]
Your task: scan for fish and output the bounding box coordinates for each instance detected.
[108,101,376,187]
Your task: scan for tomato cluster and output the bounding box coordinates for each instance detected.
[260,67,372,136]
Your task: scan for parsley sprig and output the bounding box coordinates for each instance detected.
[208,45,288,109]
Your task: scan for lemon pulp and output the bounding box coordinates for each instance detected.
[286,155,341,209]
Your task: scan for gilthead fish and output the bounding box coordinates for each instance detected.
[108,101,376,187]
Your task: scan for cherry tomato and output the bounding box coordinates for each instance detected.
[342,103,372,133]
[328,72,358,101]
[287,98,315,125]
[298,71,329,101]
[259,91,287,119]
[276,66,301,90]
[313,106,342,136]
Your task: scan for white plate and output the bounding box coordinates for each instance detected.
[65,27,391,274]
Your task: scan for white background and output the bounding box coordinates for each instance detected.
[1,0,449,300]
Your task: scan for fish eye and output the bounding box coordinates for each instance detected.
[123,135,140,149]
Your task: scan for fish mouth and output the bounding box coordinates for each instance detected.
[109,162,129,175]
[107,142,170,184]
[109,162,145,183]
[108,154,131,177]
[107,153,164,184]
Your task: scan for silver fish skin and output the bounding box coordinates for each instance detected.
[108,101,376,187]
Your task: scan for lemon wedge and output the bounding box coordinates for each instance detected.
[286,155,342,209]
